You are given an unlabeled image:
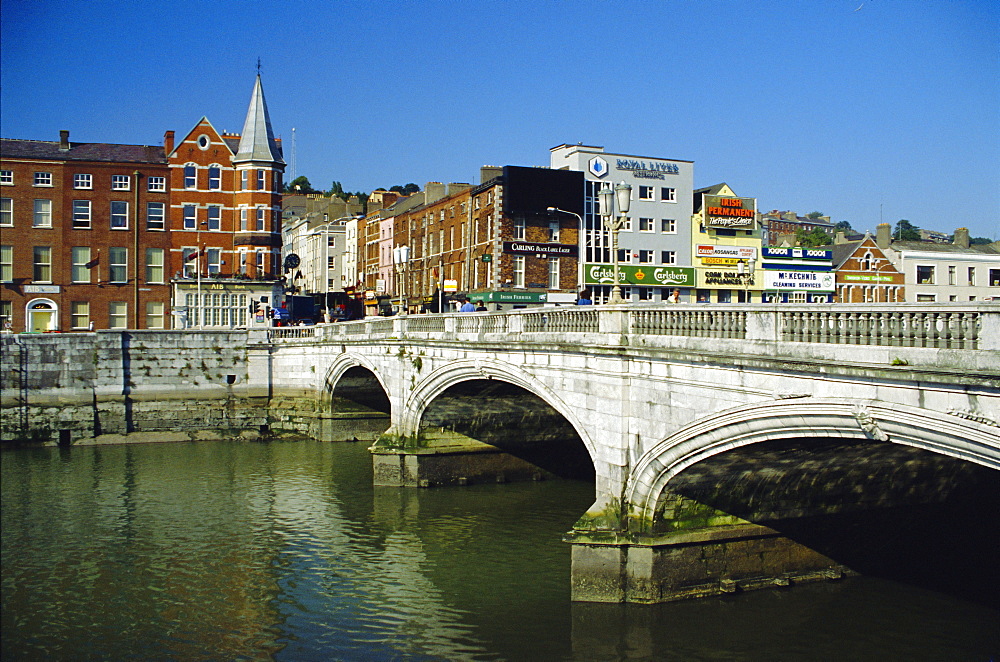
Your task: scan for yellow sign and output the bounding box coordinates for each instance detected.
[701,257,740,265]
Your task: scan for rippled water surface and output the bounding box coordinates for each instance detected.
[2,441,997,660]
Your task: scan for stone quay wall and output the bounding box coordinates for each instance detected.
[0,330,331,444]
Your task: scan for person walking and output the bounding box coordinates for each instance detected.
[459,297,476,312]
[576,289,593,305]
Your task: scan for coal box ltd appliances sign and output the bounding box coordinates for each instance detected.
[704,195,756,229]
[584,264,695,287]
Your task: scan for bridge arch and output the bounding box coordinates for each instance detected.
[627,398,1000,531]
[322,353,391,412]
[401,358,599,463]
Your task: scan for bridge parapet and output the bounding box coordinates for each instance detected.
[264,304,1000,372]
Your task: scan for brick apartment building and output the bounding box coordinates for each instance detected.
[0,75,284,332]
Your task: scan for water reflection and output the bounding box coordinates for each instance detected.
[2,441,998,660]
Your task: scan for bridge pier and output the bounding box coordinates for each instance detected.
[566,524,851,603]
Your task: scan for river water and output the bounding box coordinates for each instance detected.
[2,440,997,660]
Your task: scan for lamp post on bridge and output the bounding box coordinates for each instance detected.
[547,206,583,293]
[599,182,632,304]
[393,244,410,315]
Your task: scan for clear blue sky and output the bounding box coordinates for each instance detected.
[2,0,998,239]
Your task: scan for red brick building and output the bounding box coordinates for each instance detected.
[0,75,284,332]
[0,132,172,332]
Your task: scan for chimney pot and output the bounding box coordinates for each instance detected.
[954,227,970,249]
[59,130,70,151]
[164,130,175,154]
[876,223,892,249]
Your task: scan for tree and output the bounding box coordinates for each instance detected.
[795,227,832,248]
[971,237,993,245]
[834,220,854,232]
[806,211,825,219]
[285,176,317,194]
[389,183,420,195]
[894,219,921,241]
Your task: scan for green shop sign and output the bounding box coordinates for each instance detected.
[468,291,549,303]
[584,264,695,287]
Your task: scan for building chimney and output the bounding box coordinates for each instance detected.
[954,227,970,249]
[164,130,175,154]
[835,231,847,244]
[425,182,446,203]
[59,130,70,151]
[480,166,503,183]
[876,223,892,249]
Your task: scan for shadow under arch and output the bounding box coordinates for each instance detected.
[407,359,596,480]
[323,353,391,414]
[626,398,1000,607]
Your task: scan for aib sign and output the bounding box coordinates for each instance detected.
[588,156,609,178]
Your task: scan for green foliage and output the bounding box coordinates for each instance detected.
[834,220,854,232]
[390,183,420,195]
[285,176,317,194]
[971,237,994,245]
[894,219,921,241]
[806,211,825,219]
[795,227,832,247]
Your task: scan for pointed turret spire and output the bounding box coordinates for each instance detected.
[234,75,284,165]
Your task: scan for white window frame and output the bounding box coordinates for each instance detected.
[513,217,526,240]
[257,170,266,191]
[240,170,248,191]
[548,257,560,289]
[74,173,92,189]
[146,202,165,230]
[207,206,221,231]
[110,201,129,229]
[145,248,164,284]
[0,170,12,185]
[109,302,128,329]
[184,164,197,189]
[916,265,935,285]
[147,176,166,192]
[513,255,526,288]
[71,247,92,283]
[109,247,128,282]
[638,186,654,201]
[33,246,52,282]
[184,205,197,230]
[661,250,676,265]
[146,301,165,329]
[256,207,265,232]
[638,250,654,264]
[639,217,654,232]
[111,175,131,191]
[33,199,52,228]
[549,222,560,242]
[661,218,676,233]
[71,301,90,330]
[0,245,13,282]
[240,208,248,231]
[73,200,92,228]
[34,172,53,187]
[660,187,676,202]
[0,198,10,226]
[207,248,222,274]
[208,166,221,190]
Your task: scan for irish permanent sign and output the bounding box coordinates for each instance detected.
[703,195,756,229]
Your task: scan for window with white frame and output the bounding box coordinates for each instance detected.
[109,247,128,282]
[0,170,12,185]
[969,267,977,286]
[0,245,12,281]
[549,222,560,242]
[0,198,10,226]
[660,187,676,202]
[74,174,92,189]
[916,265,934,284]
[207,248,221,274]
[145,248,164,283]
[916,293,936,302]
[71,301,90,329]
[240,208,247,231]
[990,269,1000,287]
[184,205,196,230]
[111,175,130,191]
[617,248,631,263]
[621,217,632,232]
[637,287,654,301]
[109,302,127,329]
[71,247,92,282]
[208,166,221,190]
[73,200,91,228]
[184,165,197,188]
[0,300,10,328]
[256,207,265,232]
[33,246,52,282]
[182,248,198,278]
[513,255,525,287]
[147,176,166,192]
[256,251,264,272]
[146,301,165,329]
[257,170,265,191]
[34,172,52,187]
[33,199,52,227]
[207,206,220,230]
[661,218,676,233]
[110,201,128,229]
[548,257,560,289]
[661,250,676,265]
[638,250,654,264]
[638,186,654,201]
[240,170,248,191]
[146,202,165,230]
[639,217,654,232]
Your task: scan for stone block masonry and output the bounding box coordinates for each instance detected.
[0,331,316,444]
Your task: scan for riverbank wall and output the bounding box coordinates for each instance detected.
[0,331,383,445]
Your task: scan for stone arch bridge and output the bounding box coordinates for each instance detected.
[252,303,1000,603]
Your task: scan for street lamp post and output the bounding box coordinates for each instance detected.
[546,206,583,292]
[393,245,410,315]
[599,181,632,304]
[738,258,756,303]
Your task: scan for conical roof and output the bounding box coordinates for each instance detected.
[234,75,284,164]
